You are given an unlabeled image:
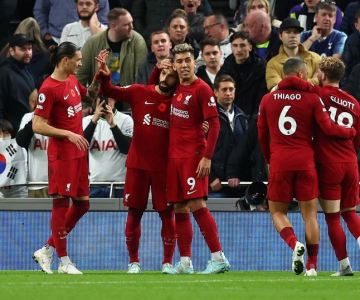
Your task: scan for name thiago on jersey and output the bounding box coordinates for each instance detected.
[273,93,302,100]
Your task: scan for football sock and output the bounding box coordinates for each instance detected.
[158,210,176,265]
[51,198,70,257]
[211,250,226,263]
[339,257,350,270]
[306,243,319,270]
[46,200,90,247]
[180,257,192,267]
[325,212,348,261]
[175,213,193,257]
[42,244,55,256]
[279,227,298,250]
[341,210,360,240]
[125,208,144,263]
[60,256,71,265]
[192,207,222,253]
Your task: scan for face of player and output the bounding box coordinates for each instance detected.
[279,28,300,50]
[180,0,201,15]
[231,37,252,64]
[201,44,222,70]
[65,50,82,75]
[114,13,134,40]
[305,0,320,11]
[203,16,223,41]
[9,44,32,65]
[214,81,235,109]
[158,68,178,93]
[77,0,98,21]
[317,69,325,87]
[315,9,336,31]
[173,52,196,83]
[151,33,172,60]
[168,17,188,45]
[249,0,267,13]
[299,64,309,81]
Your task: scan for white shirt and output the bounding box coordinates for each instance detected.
[60,21,108,48]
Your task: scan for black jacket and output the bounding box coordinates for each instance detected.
[340,32,360,88]
[0,56,35,132]
[196,65,214,89]
[264,26,282,62]
[216,51,267,117]
[210,103,247,184]
[226,116,268,182]
[345,62,360,103]
[341,1,360,35]
[135,51,157,85]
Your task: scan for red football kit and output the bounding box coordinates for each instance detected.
[100,74,172,210]
[34,75,89,197]
[167,78,219,202]
[278,77,360,206]
[258,89,355,202]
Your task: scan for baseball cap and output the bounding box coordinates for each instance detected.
[279,18,304,33]
[9,34,34,48]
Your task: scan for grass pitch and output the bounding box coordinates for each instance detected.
[1,271,359,300]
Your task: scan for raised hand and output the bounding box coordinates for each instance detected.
[95,49,110,76]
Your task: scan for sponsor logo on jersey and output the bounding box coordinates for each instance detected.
[66,183,71,192]
[208,96,216,107]
[184,95,192,105]
[171,106,189,119]
[145,101,155,105]
[187,190,197,195]
[125,193,130,202]
[68,106,75,117]
[143,113,151,125]
[273,93,302,100]
[64,94,69,100]
[38,93,46,103]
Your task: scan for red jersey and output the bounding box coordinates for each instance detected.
[278,76,360,164]
[258,89,354,172]
[34,75,87,161]
[100,75,171,172]
[169,78,219,158]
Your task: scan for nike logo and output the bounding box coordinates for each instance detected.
[187,190,197,195]
[59,236,66,240]
[64,94,69,100]
[145,101,155,105]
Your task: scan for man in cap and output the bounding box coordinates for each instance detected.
[266,18,321,91]
[0,34,35,132]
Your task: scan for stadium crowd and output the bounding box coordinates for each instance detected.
[1,0,360,276]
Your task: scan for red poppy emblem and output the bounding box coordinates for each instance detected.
[158,103,166,112]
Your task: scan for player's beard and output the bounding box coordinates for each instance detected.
[158,81,173,93]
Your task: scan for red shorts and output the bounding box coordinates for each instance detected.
[268,169,319,202]
[48,155,89,198]
[166,157,208,203]
[123,168,170,211]
[317,162,360,208]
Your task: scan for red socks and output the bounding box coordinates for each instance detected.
[279,227,298,250]
[158,210,176,264]
[325,212,347,261]
[125,208,144,263]
[306,244,319,270]
[342,210,360,240]
[50,198,70,257]
[192,207,222,253]
[175,212,193,257]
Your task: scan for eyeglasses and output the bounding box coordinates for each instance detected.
[203,23,221,31]
[320,0,336,4]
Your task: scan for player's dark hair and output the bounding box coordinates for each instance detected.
[319,57,345,82]
[49,42,80,67]
[283,58,306,77]
[214,74,236,90]
[199,37,220,52]
[0,120,15,138]
[75,0,98,4]
[230,31,255,48]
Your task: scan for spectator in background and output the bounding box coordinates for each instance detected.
[60,0,108,49]
[201,13,235,65]
[266,18,320,91]
[340,0,360,35]
[108,0,134,12]
[76,8,147,110]
[180,0,206,43]
[167,11,200,59]
[274,0,302,21]
[0,0,17,50]
[340,9,360,89]
[83,97,133,198]
[216,31,267,118]
[136,31,172,85]
[33,0,109,46]
[209,75,247,198]
[0,34,35,133]
[345,63,360,103]
[289,0,342,31]
[16,75,49,198]
[0,18,52,80]
[301,1,347,59]
[243,10,281,62]
[237,0,282,32]
[196,38,222,89]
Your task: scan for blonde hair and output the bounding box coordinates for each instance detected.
[247,0,270,14]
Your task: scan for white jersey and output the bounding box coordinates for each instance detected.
[83,110,133,182]
[19,112,48,190]
[60,21,108,48]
